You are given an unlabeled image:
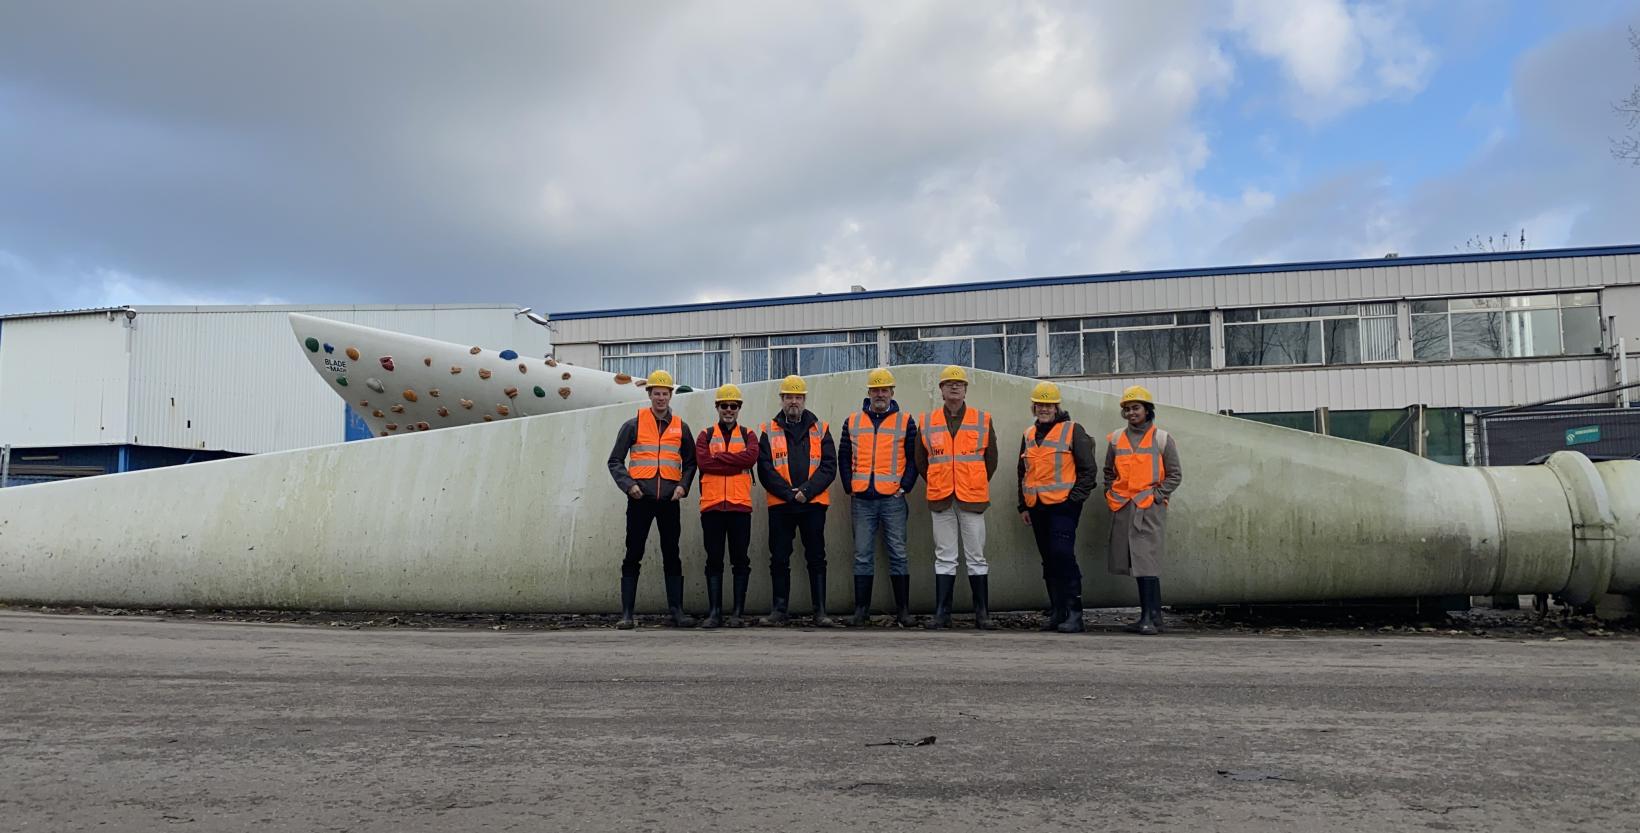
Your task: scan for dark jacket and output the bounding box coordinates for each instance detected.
[696,421,760,513]
[757,409,837,511]
[837,398,920,499]
[607,408,697,500]
[1015,408,1099,513]
[914,403,999,512]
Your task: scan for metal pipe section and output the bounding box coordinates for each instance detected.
[0,366,1635,614]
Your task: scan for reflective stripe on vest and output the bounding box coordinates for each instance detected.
[763,419,831,507]
[629,408,683,480]
[1021,420,1076,507]
[699,425,753,511]
[848,410,906,496]
[920,407,991,503]
[1106,425,1166,512]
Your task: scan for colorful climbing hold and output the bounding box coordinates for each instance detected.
[499,349,519,360]
[545,358,558,367]
[423,357,432,367]
[469,346,482,355]
[346,347,360,361]
[304,337,319,352]
[366,378,385,393]
[379,356,395,371]
[436,407,449,417]
[561,372,571,380]
[323,343,334,354]
[450,366,462,374]
[518,363,528,374]
[478,369,492,380]
[403,389,418,403]
[533,386,546,398]
[428,389,440,397]
[337,377,349,387]
[460,399,474,409]
[614,373,631,384]
[391,404,405,414]
[503,386,519,399]
[635,379,647,387]
[496,405,510,416]
[416,421,430,431]
[558,387,572,398]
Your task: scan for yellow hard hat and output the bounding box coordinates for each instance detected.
[778,375,808,395]
[1119,385,1154,406]
[938,365,969,385]
[866,368,896,389]
[714,383,743,403]
[645,369,675,389]
[1029,381,1062,404]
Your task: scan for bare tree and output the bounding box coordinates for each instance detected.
[1456,229,1527,253]
[1616,27,1640,165]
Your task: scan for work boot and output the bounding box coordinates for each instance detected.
[664,575,696,628]
[760,570,790,626]
[617,575,639,630]
[926,574,955,630]
[727,573,750,628]
[1057,578,1085,633]
[1040,579,1066,631]
[969,575,996,630]
[809,569,836,628]
[1124,577,1157,635]
[890,575,914,628]
[701,574,724,629]
[1147,577,1166,634]
[850,574,874,626]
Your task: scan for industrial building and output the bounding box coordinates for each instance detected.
[0,304,550,485]
[548,245,1640,465]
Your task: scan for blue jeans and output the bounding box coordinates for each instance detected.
[851,495,909,576]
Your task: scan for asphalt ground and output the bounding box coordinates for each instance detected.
[2,608,1637,832]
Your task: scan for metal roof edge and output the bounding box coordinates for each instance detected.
[0,302,525,321]
[547,243,1640,322]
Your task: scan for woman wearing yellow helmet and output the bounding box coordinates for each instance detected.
[1104,385,1182,635]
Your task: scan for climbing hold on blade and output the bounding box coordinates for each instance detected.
[561,372,571,380]
[428,389,440,397]
[518,363,528,374]
[337,377,349,387]
[503,387,518,399]
[372,410,384,418]
[402,389,418,403]
[366,378,385,393]
[478,369,492,379]
[614,373,631,384]
[499,349,518,360]
[496,405,510,416]
[558,387,572,398]
[322,343,334,354]
[436,407,449,417]
[390,405,405,414]
[469,346,482,355]
[379,356,395,371]
[423,357,432,367]
[533,386,546,398]
[305,338,319,352]
[346,347,360,360]
[460,399,474,409]
[416,422,430,431]
[545,358,558,367]
[450,366,462,374]
[385,423,399,431]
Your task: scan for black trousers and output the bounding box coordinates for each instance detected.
[1028,503,1083,582]
[623,497,682,578]
[769,507,827,574]
[701,511,752,576]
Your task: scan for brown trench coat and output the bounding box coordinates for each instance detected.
[1103,422,1182,577]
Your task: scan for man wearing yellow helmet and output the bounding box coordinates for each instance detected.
[837,367,920,627]
[1016,381,1099,633]
[1104,385,1182,635]
[916,365,999,630]
[695,383,760,628]
[757,375,839,627]
[607,369,698,629]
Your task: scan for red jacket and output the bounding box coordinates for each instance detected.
[696,423,760,513]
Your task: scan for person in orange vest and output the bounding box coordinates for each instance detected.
[837,368,920,627]
[1016,381,1099,633]
[757,375,838,627]
[606,370,698,630]
[1104,385,1182,635]
[695,384,760,629]
[916,365,999,630]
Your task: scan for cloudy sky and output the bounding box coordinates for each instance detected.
[1,1,1637,318]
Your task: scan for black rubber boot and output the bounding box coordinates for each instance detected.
[810,568,836,628]
[890,575,914,628]
[1040,579,1066,631]
[1125,577,1157,635]
[617,575,639,630]
[1146,576,1165,634]
[850,574,874,626]
[926,575,955,630]
[701,574,724,629]
[760,569,790,626]
[970,575,996,630]
[664,575,696,628]
[1057,578,1085,633]
[728,573,749,628]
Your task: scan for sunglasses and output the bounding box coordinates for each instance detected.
[717,402,741,410]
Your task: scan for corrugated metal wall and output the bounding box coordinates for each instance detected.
[0,313,132,447]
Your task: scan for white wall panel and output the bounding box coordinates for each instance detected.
[0,314,131,446]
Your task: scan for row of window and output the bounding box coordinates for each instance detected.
[598,293,1605,388]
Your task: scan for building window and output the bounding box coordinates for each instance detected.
[1223,303,1396,368]
[601,339,730,388]
[888,322,1037,376]
[1411,292,1600,362]
[1047,312,1209,376]
[740,331,878,382]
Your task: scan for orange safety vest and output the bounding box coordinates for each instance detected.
[920,407,992,503]
[762,419,831,507]
[1021,421,1076,507]
[628,408,683,481]
[847,410,907,496]
[1106,425,1168,512]
[699,425,754,511]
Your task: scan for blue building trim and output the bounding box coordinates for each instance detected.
[547,244,1640,321]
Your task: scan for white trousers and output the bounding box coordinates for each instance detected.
[931,505,988,576]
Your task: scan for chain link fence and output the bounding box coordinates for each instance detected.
[1477,407,1640,465]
